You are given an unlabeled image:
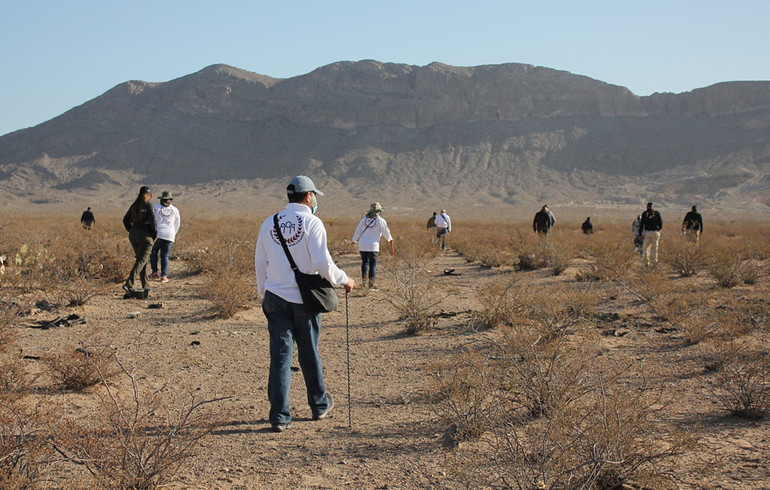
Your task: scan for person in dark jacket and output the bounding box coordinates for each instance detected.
[533,205,555,237]
[639,202,662,266]
[122,186,157,293]
[80,207,95,229]
[681,206,703,244]
[581,217,593,235]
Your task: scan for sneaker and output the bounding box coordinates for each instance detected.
[271,422,292,433]
[149,273,159,280]
[313,395,334,420]
[369,286,379,292]
[160,277,169,283]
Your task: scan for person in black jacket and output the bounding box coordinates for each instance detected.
[122,186,157,293]
[533,205,555,237]
[681,206,703,244]
[581,217,593,235]
[639,202,662,266]
[80,207,95,229]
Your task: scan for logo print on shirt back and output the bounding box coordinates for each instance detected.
[271,215,303,247]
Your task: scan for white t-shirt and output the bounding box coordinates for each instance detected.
[434,212,451,231]
[255,203,349,304]
[153,203,181,242]
[352,215,392,252]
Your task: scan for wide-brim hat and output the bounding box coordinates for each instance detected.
[369,202,384,212]
[159,190,173,201]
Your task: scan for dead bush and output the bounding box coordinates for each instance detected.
[199,231,258,318]
[43,346,118,392]
[385,255,441,334]
[52,356,226,489]
[0,400,55,489]
[711,340,770,419]
[435,324,695,488]
[201,273,256,319]
[664,235,706,277]
[475,275,525,329]
[707,248,745,288]
[429,351,491,441]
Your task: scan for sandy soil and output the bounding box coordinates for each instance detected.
[16,245,770,488]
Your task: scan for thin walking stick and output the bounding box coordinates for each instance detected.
[346,290,352,428]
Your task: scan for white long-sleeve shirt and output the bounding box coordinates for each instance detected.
[434,212,451,231]
[255,203,349,304]
[153,203,181,242]
[352,215,392,253]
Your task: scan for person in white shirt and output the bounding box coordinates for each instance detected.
[255,175,355,433]
[351,202,393,291]
[434,209,452,251]
[150,191,181,283]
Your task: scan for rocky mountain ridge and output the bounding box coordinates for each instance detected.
[1,60,769,214]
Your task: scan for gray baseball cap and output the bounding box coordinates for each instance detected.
[286,175,324,196]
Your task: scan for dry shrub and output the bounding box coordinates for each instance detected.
[583,235,636,281]
[434,324,695,488]
[202,274,256,319]
[428,350,490,441]
[680,313,721,345]
[709,340,770,419]
[498,325,591,418]
[385,255,440,334]
[476,278,597,334]
[740,259,763,285]
[0,400,55,489]
[52,357,225,489]
[475,275,525,329]
[575,264,603,282]
[707,247,745,288]
[199,230,258,318]
[43,346,118,392]
[0,302,52,489]
[664,234,706,277]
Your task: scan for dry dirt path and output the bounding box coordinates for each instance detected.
[21,249,493,488]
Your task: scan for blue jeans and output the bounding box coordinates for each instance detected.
[150,239,173,277]
[437,228,448,251]
[360,251,378,279]
[262,291,330,424]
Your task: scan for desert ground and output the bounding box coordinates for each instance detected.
[1,212,769,489]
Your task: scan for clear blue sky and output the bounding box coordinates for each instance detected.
[1,0,769,136]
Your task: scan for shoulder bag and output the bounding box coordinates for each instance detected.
[273,214,339,313]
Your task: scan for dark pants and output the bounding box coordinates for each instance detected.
[127,228,153,290]
[437,228,448,251]
[150,238,173,277]
[262,291,330,425]
[360,251,378,279]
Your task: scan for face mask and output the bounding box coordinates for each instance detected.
[311,194,318,215]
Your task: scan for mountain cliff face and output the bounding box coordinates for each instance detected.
[1,60,769,212]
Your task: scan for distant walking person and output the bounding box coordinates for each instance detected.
[80,207,95,230]
[352,202,393,291]
[150,191,181,283]
[122,186,157,293]
[632,215,643,254]
[581,217,593,235]
[639,202,663,266]
[533,205,555,238]
[255,176,355,433]
[681,205,703,244]
[427,211,437,242]
[435,209,451,251]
